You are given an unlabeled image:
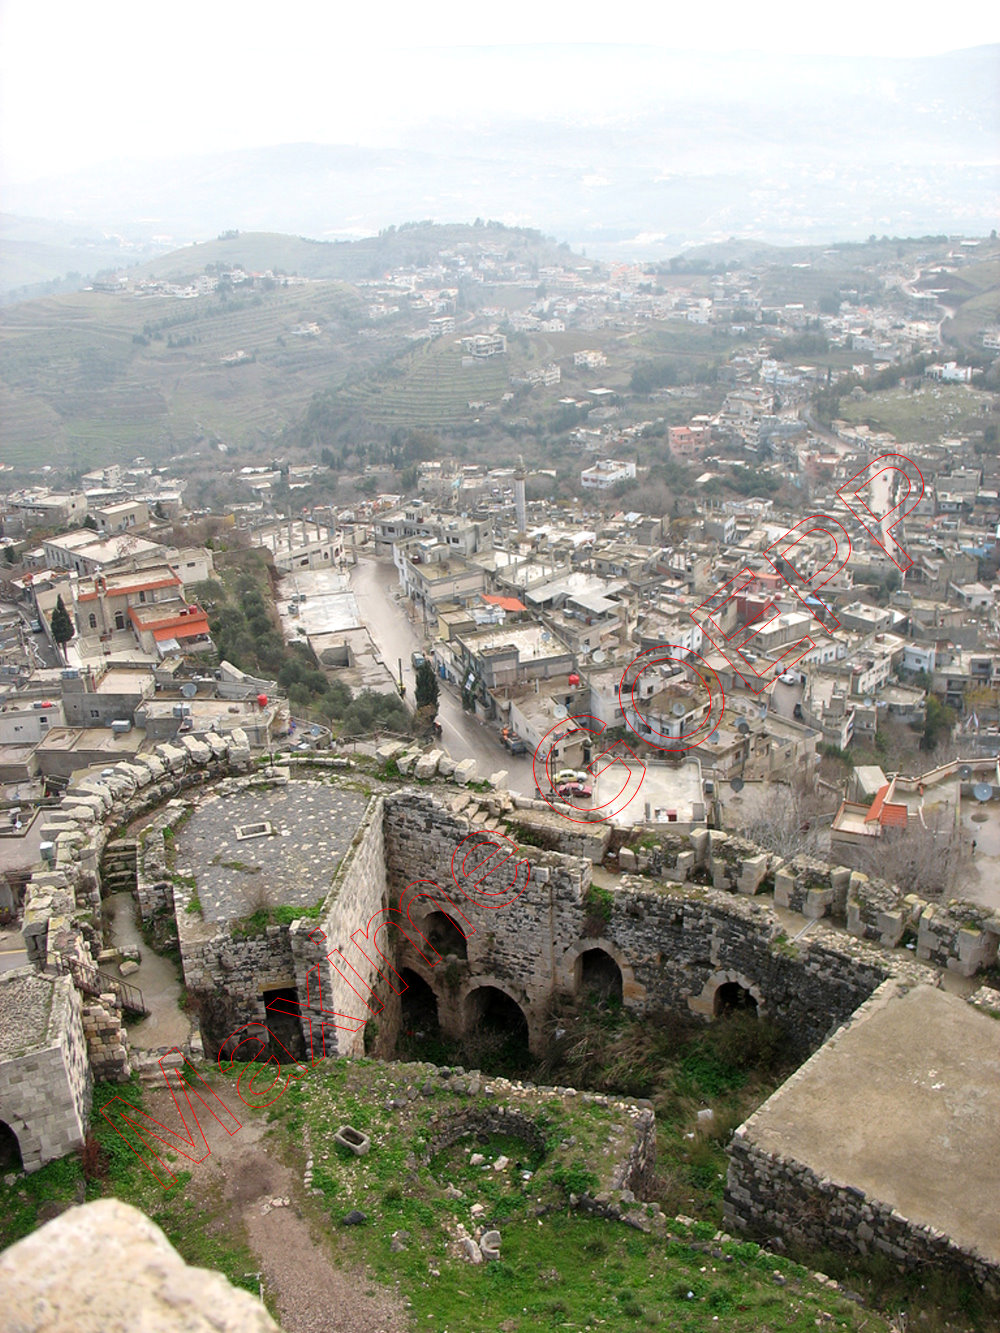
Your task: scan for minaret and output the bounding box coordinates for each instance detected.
[514,455,527,536]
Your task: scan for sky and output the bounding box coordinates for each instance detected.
[2,0,999,185]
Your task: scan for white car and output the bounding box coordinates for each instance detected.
[778,671,802,686]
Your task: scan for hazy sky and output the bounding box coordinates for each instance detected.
[2,0,999,184]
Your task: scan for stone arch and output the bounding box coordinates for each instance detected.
[418,910,468,960]
[398,966,442,1037]
[557,938,643,1007]
[713,980,758,1016]
[0,1118,24,1172]
[462,980,535,1055]
[576,947,623,1001]
[688,969,766,1020]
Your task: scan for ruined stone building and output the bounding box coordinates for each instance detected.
[2,732,998,1296]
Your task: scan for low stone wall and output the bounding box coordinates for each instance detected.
[418,1069,657,1228]
[726,1129,1000,1298]
[81,995,131,1084]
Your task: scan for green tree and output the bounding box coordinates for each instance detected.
[415,660,439,711]
[49,594,75,663]
[82,514,98,530]
[921,694,955,751]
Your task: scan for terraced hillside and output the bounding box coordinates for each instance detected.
[936,256,1000,348]
[336,338,510,428]
[0,280,371,469]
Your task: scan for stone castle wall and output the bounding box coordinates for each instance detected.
[10,748,997,1167]
[726,1127,1000,1298]
[0,973,91,1172]
[381,789,932,1057]
[290,794,388,1060]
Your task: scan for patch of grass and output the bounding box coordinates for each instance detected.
[230,898,325,937]
[583,882,614,925]
[838,382,995,445]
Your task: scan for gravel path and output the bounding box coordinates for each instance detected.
[144,1078,408,1333]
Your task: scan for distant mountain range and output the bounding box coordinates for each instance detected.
[1,44,997,295]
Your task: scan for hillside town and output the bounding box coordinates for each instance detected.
[3,234,1000,919]
[2,225,1000,1333]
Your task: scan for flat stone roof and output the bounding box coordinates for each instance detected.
[173,782,370,923]
[0,969,56,1058]
[742,984,1000,1266]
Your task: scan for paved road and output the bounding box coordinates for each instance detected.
[348,557,536,795]
[0,928,27,974]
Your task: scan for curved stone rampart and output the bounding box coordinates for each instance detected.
[14,748,999,1090]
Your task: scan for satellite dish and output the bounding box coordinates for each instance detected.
[959,764,972,779]
[973,782,993,803]
[707,730,719,743]
[759,705,768,720]
[553,703,568,719]
[592,649,606,664]
[541,631,551,642]
[737,720,750,734]
[730,777,745,792]
[863,697,873,708]
[181,682,197,699]
[672,702,687,718]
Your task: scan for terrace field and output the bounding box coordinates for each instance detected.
[0,280,373,469]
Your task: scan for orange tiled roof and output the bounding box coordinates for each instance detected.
[482,594,527,613]
[865,783,909,829]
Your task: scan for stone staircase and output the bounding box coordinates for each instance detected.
[101,839,138,896]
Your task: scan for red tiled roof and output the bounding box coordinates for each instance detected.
[865,783,909,829]
[482,594,527,613]
[865,783,890,824]
[151,614,211,642]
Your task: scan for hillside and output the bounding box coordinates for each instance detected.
[2,225,996,479]
[0,278,370,470]
[0,223,580,471]
[0,214,172,303]
[135,222,571,285]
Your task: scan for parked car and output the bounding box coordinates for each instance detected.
[554,768,588,785]
[556,781,593,799]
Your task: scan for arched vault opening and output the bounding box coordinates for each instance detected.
[576,947,624,1001]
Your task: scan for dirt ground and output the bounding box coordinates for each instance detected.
[143,1076,408,1333]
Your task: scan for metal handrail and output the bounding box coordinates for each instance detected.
[57,955,147,1015]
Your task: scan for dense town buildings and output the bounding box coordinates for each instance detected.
[2,231,999,1328]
